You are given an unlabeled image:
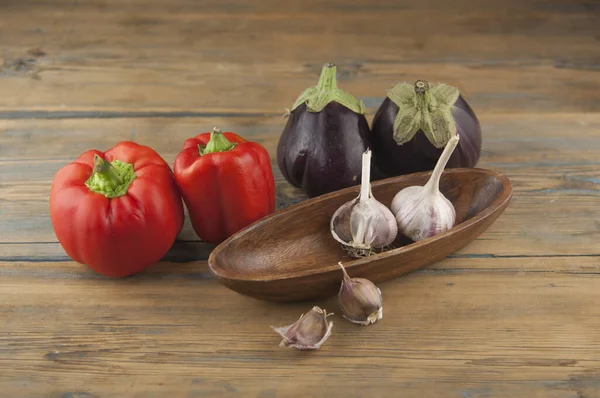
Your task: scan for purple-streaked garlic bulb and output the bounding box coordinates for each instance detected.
[391,134,459,241]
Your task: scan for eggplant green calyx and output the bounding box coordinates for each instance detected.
[85,154,136,198]
[387,80,460,148]
[291,63,365,114]
[200,127,238,155]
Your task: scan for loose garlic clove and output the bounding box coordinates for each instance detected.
[391,135,459,241]
[331,150,398,256]
[338,262,383,326]
[271,306,333,350]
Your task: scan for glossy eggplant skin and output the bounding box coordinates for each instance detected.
[277,102,371,198]
[371,95,482,177]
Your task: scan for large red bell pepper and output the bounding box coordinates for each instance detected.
[50,141,184,277]
[174,127,276,244]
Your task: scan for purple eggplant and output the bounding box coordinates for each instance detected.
[277,63,371,198]
[371,80,482,177]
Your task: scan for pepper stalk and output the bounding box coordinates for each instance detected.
[200,127,237,155]
[85,154,136,198]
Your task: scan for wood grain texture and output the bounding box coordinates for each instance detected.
[1,113,598,256]
[2,259,600,398]
[0,0,598,114]
[1,0,600,396]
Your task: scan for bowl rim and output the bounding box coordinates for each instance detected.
[208,167,513,282]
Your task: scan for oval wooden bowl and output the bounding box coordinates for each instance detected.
[208,168,513,302]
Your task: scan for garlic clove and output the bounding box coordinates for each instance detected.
[271,306,334,350]
[330,199,357,245]
[350,195,398,248]
[391,135,459,242]
[330,150,398,255]
[338,262,383,326]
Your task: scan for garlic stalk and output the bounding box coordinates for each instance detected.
[330,150,398,257]
[271,306,333,350]
[338,262,383,326]
[391,134,460,241]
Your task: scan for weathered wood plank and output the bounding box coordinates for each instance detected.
[1,258,600,397]
[0,0,598,113]
[1,113,598,258]
[1,60,597,115]
[1,1,599,396]
[1,113,600,161]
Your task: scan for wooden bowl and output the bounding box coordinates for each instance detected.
[208,168,513,302]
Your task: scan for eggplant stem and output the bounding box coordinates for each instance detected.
[316,63,337,91]
[388,82,460,148]
[414,80,430,94]
[290,63,365,114]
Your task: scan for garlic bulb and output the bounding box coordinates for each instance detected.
[338,262,383,326]
[330,150,398,256]
[391,134,460,241]
[271,306,334,350]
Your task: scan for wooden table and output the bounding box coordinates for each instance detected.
[1,0,599,397]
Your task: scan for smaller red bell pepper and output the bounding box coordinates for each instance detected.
[50,141,184,277]
[174,127,276,244]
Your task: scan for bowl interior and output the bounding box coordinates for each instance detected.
[211,170,504,280]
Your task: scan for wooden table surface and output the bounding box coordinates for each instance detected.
[1,0,599,397]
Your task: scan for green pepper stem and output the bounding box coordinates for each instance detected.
[93,154,123,189]
[200,127,236,155]
[85,154,137,198]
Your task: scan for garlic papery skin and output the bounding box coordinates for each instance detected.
[391,134,460,242]
[392,187,456,242]
[338,262,383,326]
[271,306,333,350]
[330,150,398,254]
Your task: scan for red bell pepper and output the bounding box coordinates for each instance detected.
[50,141,184,277]
[174,127,276,244]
